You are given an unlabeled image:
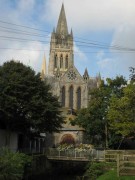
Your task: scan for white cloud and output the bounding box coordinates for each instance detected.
[98,22,135,79]
[44,0,135,32]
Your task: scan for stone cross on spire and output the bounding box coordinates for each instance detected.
[56,4,68,35]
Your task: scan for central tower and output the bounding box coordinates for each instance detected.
[48,4,74,76]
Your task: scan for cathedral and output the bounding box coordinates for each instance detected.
[41,4,101,146]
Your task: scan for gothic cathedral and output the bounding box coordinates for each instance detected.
[41,4,101,146]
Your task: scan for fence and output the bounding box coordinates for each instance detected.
[105,150,125,162]
[117,152,135,176]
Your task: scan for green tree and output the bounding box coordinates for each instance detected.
[0,61,64,146]
[0,147,31,180]
[108,82,135,137]
[73,76,126,148]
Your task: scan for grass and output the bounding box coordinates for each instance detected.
[97,169,135,180]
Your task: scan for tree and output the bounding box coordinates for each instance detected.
[0,60,64,146]
[108,82,135,137]
[73,76,127,148]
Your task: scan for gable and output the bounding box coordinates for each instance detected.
[60,65,85,84]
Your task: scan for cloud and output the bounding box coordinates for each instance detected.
[74,43,89,75]
[97,21,135,79]
[0,0,50,73]
[44,0,135,32]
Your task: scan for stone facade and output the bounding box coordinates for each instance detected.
[41,4,101,147]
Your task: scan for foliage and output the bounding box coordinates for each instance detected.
[57,143,93,152]
[73,76,127,147]
[85,162,114,180]
[0,147,31,180]
[0,61,64,145]
[108,83,135,137]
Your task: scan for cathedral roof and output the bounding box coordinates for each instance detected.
[56,4,68,35]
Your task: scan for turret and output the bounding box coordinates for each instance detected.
[83,68,89,82]
[41,54,47,80]
[96,72,102,87]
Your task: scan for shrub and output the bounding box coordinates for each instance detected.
[0,147,31,180]
[85,162,114,180]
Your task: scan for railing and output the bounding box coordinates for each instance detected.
[46,148,105,161]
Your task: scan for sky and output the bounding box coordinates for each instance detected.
[0,0,135,80]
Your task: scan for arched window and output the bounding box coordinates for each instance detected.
[77,87,81,109]
[60,134,75,144]
[60,54,63,68]
[61,86,65,107]
[65,55,68,69]
[69,85,73,109]
[54,54,57,68]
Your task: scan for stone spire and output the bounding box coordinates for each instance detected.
[83,68,89,77]
[41,54,47,79]
[83,68,89,81]
[70,28,73,37]
[56,4,68,35]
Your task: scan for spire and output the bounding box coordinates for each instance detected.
[70,28,73,37]
[83,68,89,81]
[56,4,68,35]
[41,54,47,78]
[83,68,89,77]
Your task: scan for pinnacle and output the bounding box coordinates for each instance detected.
[56,4,68,35]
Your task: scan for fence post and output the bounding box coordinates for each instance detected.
[117,154,120,177]
[104,150,106,161]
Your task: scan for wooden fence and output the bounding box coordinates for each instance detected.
[117,153,135,177]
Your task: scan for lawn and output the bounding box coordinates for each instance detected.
[97,169,135,180]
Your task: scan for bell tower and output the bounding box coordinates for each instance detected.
[48,4,74,76]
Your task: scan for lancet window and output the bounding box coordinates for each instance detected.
[69,85,73,109]
[54,54,57,68]
[60,54,63,68]
[61,86,65,107]
[77,87,81,109]
[65,55,68,69]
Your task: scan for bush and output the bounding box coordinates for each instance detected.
[0,147,31,180]
[85,162,115,180]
